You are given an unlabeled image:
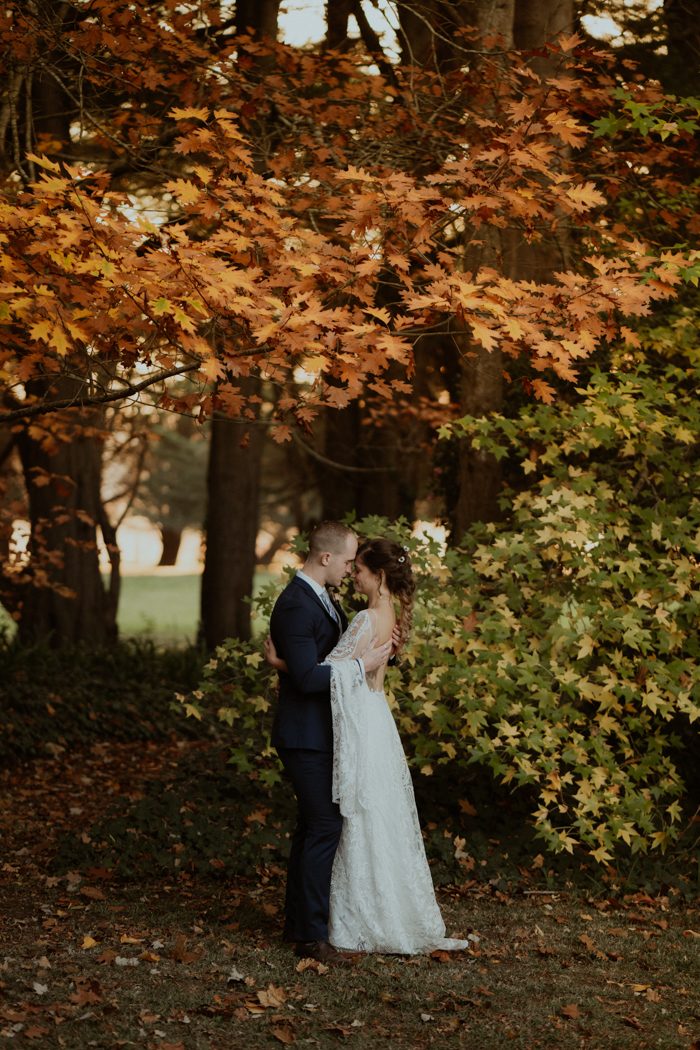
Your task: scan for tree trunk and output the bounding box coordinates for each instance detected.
[325,0,354,48]
[158,525,183,567]
[200,380,264,646]
[450,0,574,540]
[236,0,280,38]
[15,404,117,646]
[199,2,280,646]
[318,411,413,523]
[663,0,700,94]
[448,2,516,538]
[4,6,116,644]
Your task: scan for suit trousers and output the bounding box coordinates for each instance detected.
[277,747,343,943]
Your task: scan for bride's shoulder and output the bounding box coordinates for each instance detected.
[349,608,376,631]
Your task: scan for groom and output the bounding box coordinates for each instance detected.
[270,521,389,965]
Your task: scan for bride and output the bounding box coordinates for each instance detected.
[268,537,468,955]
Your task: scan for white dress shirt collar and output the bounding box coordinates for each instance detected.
[296,569,326,597]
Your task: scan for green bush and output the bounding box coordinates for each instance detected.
[0,638,208,762]
[187,353,698,866]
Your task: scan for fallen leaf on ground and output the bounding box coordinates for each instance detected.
[271,1024,296,1044]
[257,984,287,1008]
[295,958,329,975]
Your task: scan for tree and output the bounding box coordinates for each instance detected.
[1,0,698,644]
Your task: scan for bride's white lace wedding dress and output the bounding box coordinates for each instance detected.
[324,609,469,954]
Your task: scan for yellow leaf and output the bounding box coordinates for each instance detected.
[49,326,69,356]
[564,182,606,211]
[25,152,62,172]
[170,106,210,122]
[30,321,52,343]
[674,426,694,443]
[577,634,595,659]
[81,935,97,949]
[200,357,224,381]
[470,320,499,351]
[192,165,213,183]
[165,178,201,205]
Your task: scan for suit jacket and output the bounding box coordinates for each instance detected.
[270,575,348,752]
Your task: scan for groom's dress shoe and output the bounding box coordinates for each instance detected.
[293,940,353,965]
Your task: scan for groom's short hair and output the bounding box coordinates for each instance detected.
[308,521,356,558]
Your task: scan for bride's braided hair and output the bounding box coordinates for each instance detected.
[357,538,415,652]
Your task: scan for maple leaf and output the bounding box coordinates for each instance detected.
[29,321,52,343]
[470,320,500,352]
[564,182,607,211]
[200,358,224,381]
[25,152,61,173]
[165,179,201,205]
[257,984,287,1008]
[170,106,210,122]
[532,379,556,403]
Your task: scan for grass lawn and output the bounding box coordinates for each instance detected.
[1,740,698,1049]
[116,573,202,644]
[117,571,276,644]
[0,572,276,646]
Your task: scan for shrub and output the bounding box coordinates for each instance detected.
[186,355,698,864]
[0,638,207,762]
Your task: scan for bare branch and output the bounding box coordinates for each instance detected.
[0,363,201,425]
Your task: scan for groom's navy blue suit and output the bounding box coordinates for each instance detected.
[270,575,348,943]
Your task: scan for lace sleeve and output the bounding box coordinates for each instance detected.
[325,610,375,664]
[324,612,377,817]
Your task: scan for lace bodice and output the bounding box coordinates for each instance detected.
[325,609,387,691]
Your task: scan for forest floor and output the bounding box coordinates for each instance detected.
[1,740,698,1050]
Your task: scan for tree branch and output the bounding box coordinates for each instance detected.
[0,363,201,425]
[292,430,394,474]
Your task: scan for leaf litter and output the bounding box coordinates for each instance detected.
[0,739,697,1048]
